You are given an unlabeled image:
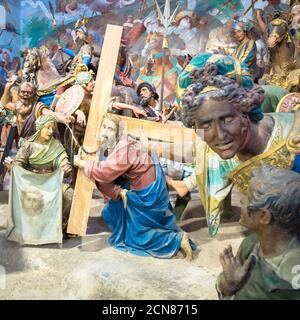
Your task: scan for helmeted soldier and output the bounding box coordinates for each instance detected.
[58,17,93,73]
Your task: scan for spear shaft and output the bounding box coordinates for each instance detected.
[155,0,179,112]
[48,1,66,75]
[243,0,259,17]
[159,36,167,112]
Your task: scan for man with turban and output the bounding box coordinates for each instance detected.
[232,17,257,76]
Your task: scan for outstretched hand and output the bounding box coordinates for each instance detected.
[131,106,147,118]
[219,245,254,293]
[59,113,75,125]
[5,75,18,89]
[73,148,86,169]
[75,110,86,127]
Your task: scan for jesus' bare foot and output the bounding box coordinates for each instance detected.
[181,232,193,262]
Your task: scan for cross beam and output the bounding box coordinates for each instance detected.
[67,24,123,235]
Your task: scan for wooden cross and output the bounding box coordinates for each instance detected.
[118,116,196,165]
[67,24,123,236]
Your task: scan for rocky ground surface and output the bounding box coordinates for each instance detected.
[0,171,246,300]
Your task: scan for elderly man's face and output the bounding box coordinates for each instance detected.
[194,99,248,159]
[240,176,271,231]
[19,84,36,101]
[99,118,118,147]
[22,191,44,216]
[139,86,152,99]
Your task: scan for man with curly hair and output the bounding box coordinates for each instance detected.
[168,54,300,236]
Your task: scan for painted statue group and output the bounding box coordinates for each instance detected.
[1,0,300,299]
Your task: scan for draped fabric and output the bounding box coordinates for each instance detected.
[102,160,184,258]
[28,138,65,168]
[194,140,240,237]
[292,154,300,173]
[37,92,56,107]
[261,85,288,113]
[6,165,63,245]
[232,39,257,75]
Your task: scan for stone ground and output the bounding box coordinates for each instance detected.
[0,171,247,300]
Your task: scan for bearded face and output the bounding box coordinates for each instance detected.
[18,83,36,104]
[99,118,118,149]
[138,86,153,107]
[139,95,152,108]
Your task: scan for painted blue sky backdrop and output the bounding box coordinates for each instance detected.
[0,0,256,64]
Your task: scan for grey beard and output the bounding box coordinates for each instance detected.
[19,95,36,106]
[140,95,152,108]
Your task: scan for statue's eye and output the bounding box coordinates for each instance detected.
[224,117,234,124]
[202,123,211,130]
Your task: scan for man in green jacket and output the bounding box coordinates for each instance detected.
[217,165,300,300]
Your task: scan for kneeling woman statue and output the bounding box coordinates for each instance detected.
[5,115,73,244]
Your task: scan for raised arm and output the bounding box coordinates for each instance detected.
[42,107,75,125]
[256,9,267,34]
[0,76,18,105]
[148,140,194,163]
[110,100,147,118]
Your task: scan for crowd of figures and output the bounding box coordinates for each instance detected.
[0,0,300,299]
